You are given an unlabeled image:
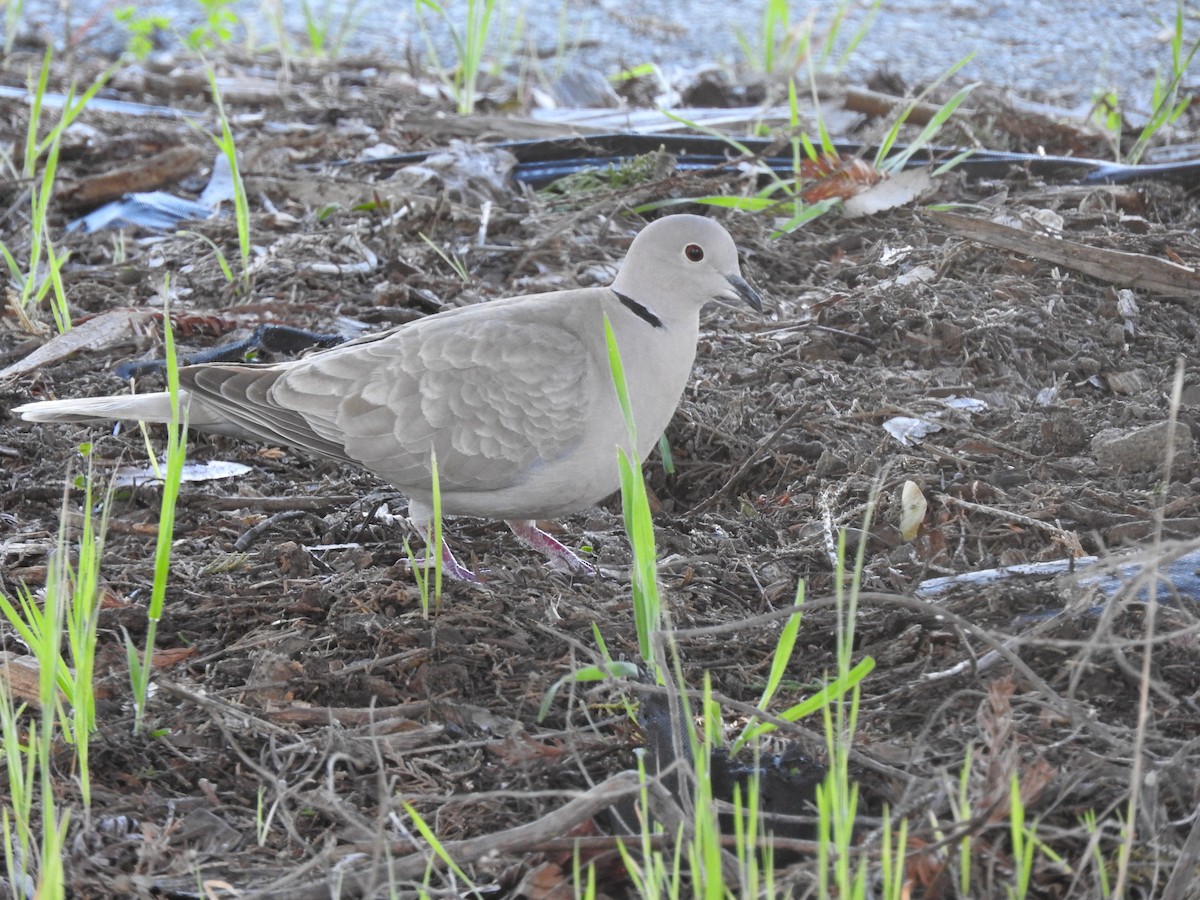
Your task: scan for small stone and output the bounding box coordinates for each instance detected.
[815,450,848,477]
[1102,370,1148,394]
[275,540,313,577]
[1092,421,1194,473]
[544,69,621,108]
[1180,385,1200,407]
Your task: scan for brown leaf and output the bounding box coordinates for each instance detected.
[152,647,198,669]
[514,861,573,900]
[800,153,884,203]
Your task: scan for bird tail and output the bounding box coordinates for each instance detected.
[14,392,185,424]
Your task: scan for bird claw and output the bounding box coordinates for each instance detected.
[408,539,486,585]
[410,523,594,585]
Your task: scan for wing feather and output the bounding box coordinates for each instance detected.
[271,307,594,494]
[179,298,598,497]
[182,365,352,460]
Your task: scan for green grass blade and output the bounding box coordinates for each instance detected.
[131,285,188,733]
[604,314,662,669]
[882,82,978,173]
[874,52,976,170]
[836,0,882,70]
[204,65,252,289]
[769,197,839,237]
[403,801,479,890]
[739,655,874,745]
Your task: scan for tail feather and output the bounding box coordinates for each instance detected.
[15,392,185,424]
[16,390,294,445]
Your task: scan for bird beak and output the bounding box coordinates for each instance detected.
[725,273,763,313]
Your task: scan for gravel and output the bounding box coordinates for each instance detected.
[18,0,1187,112]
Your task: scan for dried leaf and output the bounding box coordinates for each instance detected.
[843,167,935,218]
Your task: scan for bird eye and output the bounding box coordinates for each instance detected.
[685,244,704,262]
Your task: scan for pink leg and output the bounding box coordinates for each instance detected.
[505,519,597,576]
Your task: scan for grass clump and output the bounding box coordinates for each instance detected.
[297,0,363,57]
[4,0,24,55]
[1,50,112,334]
[113,6,172,59]
[638,54,976,237]
[415,0,502,115]
[0,449,113,895]
[185,0,240,52]
[1093,2,1197,163]
[736,0,881,82]
[542,151,675,207]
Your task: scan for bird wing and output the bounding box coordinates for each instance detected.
[185,299,599,495]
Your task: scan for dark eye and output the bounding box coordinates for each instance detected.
[685,244,704,262]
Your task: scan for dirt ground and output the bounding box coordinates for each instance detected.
[2,48,1200,899]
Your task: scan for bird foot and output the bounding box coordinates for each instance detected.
[408,538,485,585]
[506,520,597,576]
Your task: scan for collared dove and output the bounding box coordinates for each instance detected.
[15,214,762,582]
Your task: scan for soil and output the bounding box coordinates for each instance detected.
[2,47,1200,899]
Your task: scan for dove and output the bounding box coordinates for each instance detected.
[15,214,762,582]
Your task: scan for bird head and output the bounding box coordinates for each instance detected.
[611,214,763,315]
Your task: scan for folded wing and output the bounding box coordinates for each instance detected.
[182,310,595,495]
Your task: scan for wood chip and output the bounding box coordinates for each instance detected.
[929,209,1200,297]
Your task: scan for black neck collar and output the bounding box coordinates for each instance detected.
[613,290,664,328]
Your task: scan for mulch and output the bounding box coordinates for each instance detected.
[1,45,1199,898]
